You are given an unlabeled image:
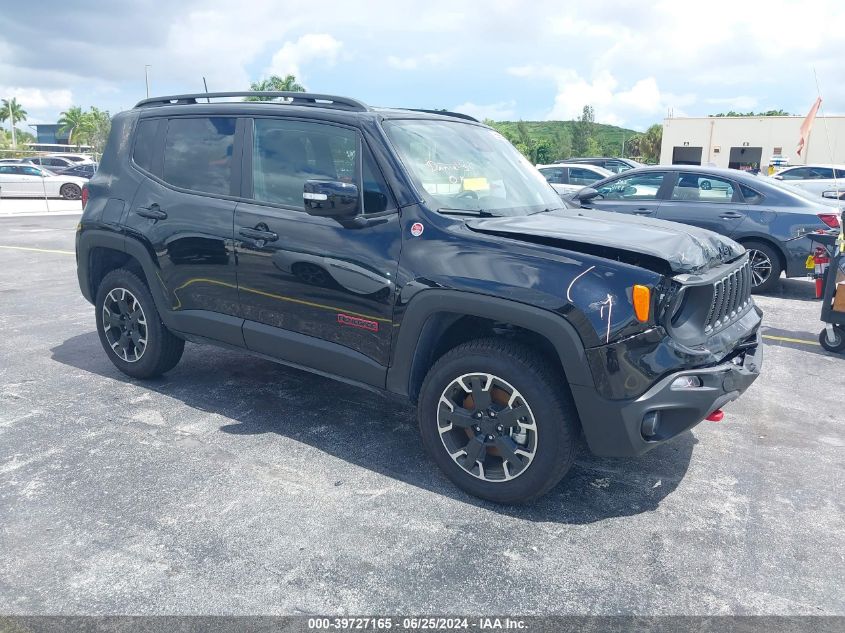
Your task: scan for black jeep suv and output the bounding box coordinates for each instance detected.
[76,91,762,503]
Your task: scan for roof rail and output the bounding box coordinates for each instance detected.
[134,92,370,112]
[403,108,479,122]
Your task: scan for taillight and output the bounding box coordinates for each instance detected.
[818,213,840,229]
[81,184,88,208]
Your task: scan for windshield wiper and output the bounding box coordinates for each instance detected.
[439,208,499,217]
[528,207,564,215]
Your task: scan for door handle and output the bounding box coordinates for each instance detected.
[719,212,743,219]
[136,204,167,220]
[239,226,279,242]
[633,208,654,215]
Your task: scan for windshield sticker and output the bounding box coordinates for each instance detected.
[425,160,475,174]
[462,177,490,191]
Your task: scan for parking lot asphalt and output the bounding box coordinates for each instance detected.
[0,214,842,616]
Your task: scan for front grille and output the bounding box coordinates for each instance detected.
[704,258,752,333]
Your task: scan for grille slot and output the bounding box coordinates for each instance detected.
[704,259,752,333]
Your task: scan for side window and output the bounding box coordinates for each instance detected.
[133,119,160,173]
[779,168,809,180]
[162,117,236,195]
[598,172,666,200]
[23,167,42,176]
[252,118,359,210]
[569,167,603,186]
[740,184,763,204]
[0,166,11,174]
[670,173,734,203]
[810,167,834,179]
[362,145,395,213]
[539,168,564,184]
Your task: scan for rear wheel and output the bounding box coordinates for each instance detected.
[95,268,184,378]
[743,240,782,294]
[418,338,579,503]
[60,183,81,200]
[819,325,845,353]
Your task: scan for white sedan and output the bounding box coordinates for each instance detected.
[536,163,613,195]
[770,164,845,201]
[0,164,88,200]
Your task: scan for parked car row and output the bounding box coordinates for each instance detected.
[558,165,840,293]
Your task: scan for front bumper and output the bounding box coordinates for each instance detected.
[570,328,762,457]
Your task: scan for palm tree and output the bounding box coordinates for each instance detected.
[57,106,90,144]
[244,74,306,101]
[1,98,27,148]
[0,98,27,127]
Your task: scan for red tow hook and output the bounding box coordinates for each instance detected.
[706,409,724,422]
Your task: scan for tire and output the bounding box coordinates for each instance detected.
[60,183,81,200]
[95,268,185,379]
[417,338,579,503]
[819,325,845,353]
[743,240,782,294]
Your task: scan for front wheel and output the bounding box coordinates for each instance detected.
[743,240,782,294]
[417,338,580,503]
[60,183,81,200]
[819,326,845,353]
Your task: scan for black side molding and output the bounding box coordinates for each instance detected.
[387,290,593,398]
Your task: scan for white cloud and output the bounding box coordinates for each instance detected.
[386,53,448,70]
[452,100,516,121]
[508,66,694,127]
[268,33,343,79]
[0,87,73,111]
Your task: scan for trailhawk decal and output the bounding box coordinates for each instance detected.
[337,313,380,332]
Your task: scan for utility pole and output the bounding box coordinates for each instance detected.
[144,65,151,98]
[621,131,625,158]
[7,100,16,149]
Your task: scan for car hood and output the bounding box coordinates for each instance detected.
[465,208,745,274]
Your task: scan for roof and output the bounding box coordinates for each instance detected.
[132,91,480,125]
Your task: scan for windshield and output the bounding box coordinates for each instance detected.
[383,119,562,216]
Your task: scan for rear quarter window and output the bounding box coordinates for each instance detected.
[740,184,763,204]
[132,119,159,173]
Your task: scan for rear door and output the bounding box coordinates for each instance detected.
[657,171,745,236]
[125,115,242,338]
[586,170,670,216]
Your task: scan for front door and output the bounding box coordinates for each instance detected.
[657,172,745,237]
[125,116,241,331]
[234,117,400,380]
[587,171,669,217]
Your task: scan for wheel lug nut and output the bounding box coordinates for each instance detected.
[496,424,503,432]
[474,425,481,432]
[486,435,494,441]
[473,411,483,419]
[488,410,497,418]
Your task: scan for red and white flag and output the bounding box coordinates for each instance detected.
[797,97,822,156]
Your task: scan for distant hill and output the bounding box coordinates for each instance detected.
[488,120,640,162]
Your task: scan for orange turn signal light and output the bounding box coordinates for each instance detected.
[632,285,651,322]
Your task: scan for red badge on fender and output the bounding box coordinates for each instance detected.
[410,222,424,237]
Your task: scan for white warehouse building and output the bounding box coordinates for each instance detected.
[659,115,845,173]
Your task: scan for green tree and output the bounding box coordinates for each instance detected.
[245,74,306,101]
[85,107,112,155]
[57,106,90,144]
[571,105,595,156]
[638,124,663,163]
[1,98,27,127]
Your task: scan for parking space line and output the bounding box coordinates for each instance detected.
[0,245,75,255]
[762,334,819,346]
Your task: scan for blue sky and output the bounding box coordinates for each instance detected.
[2,0,844,132]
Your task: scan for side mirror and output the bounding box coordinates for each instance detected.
[576,187,600,202]
[303,180,359,218]
[772,174,784,180]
